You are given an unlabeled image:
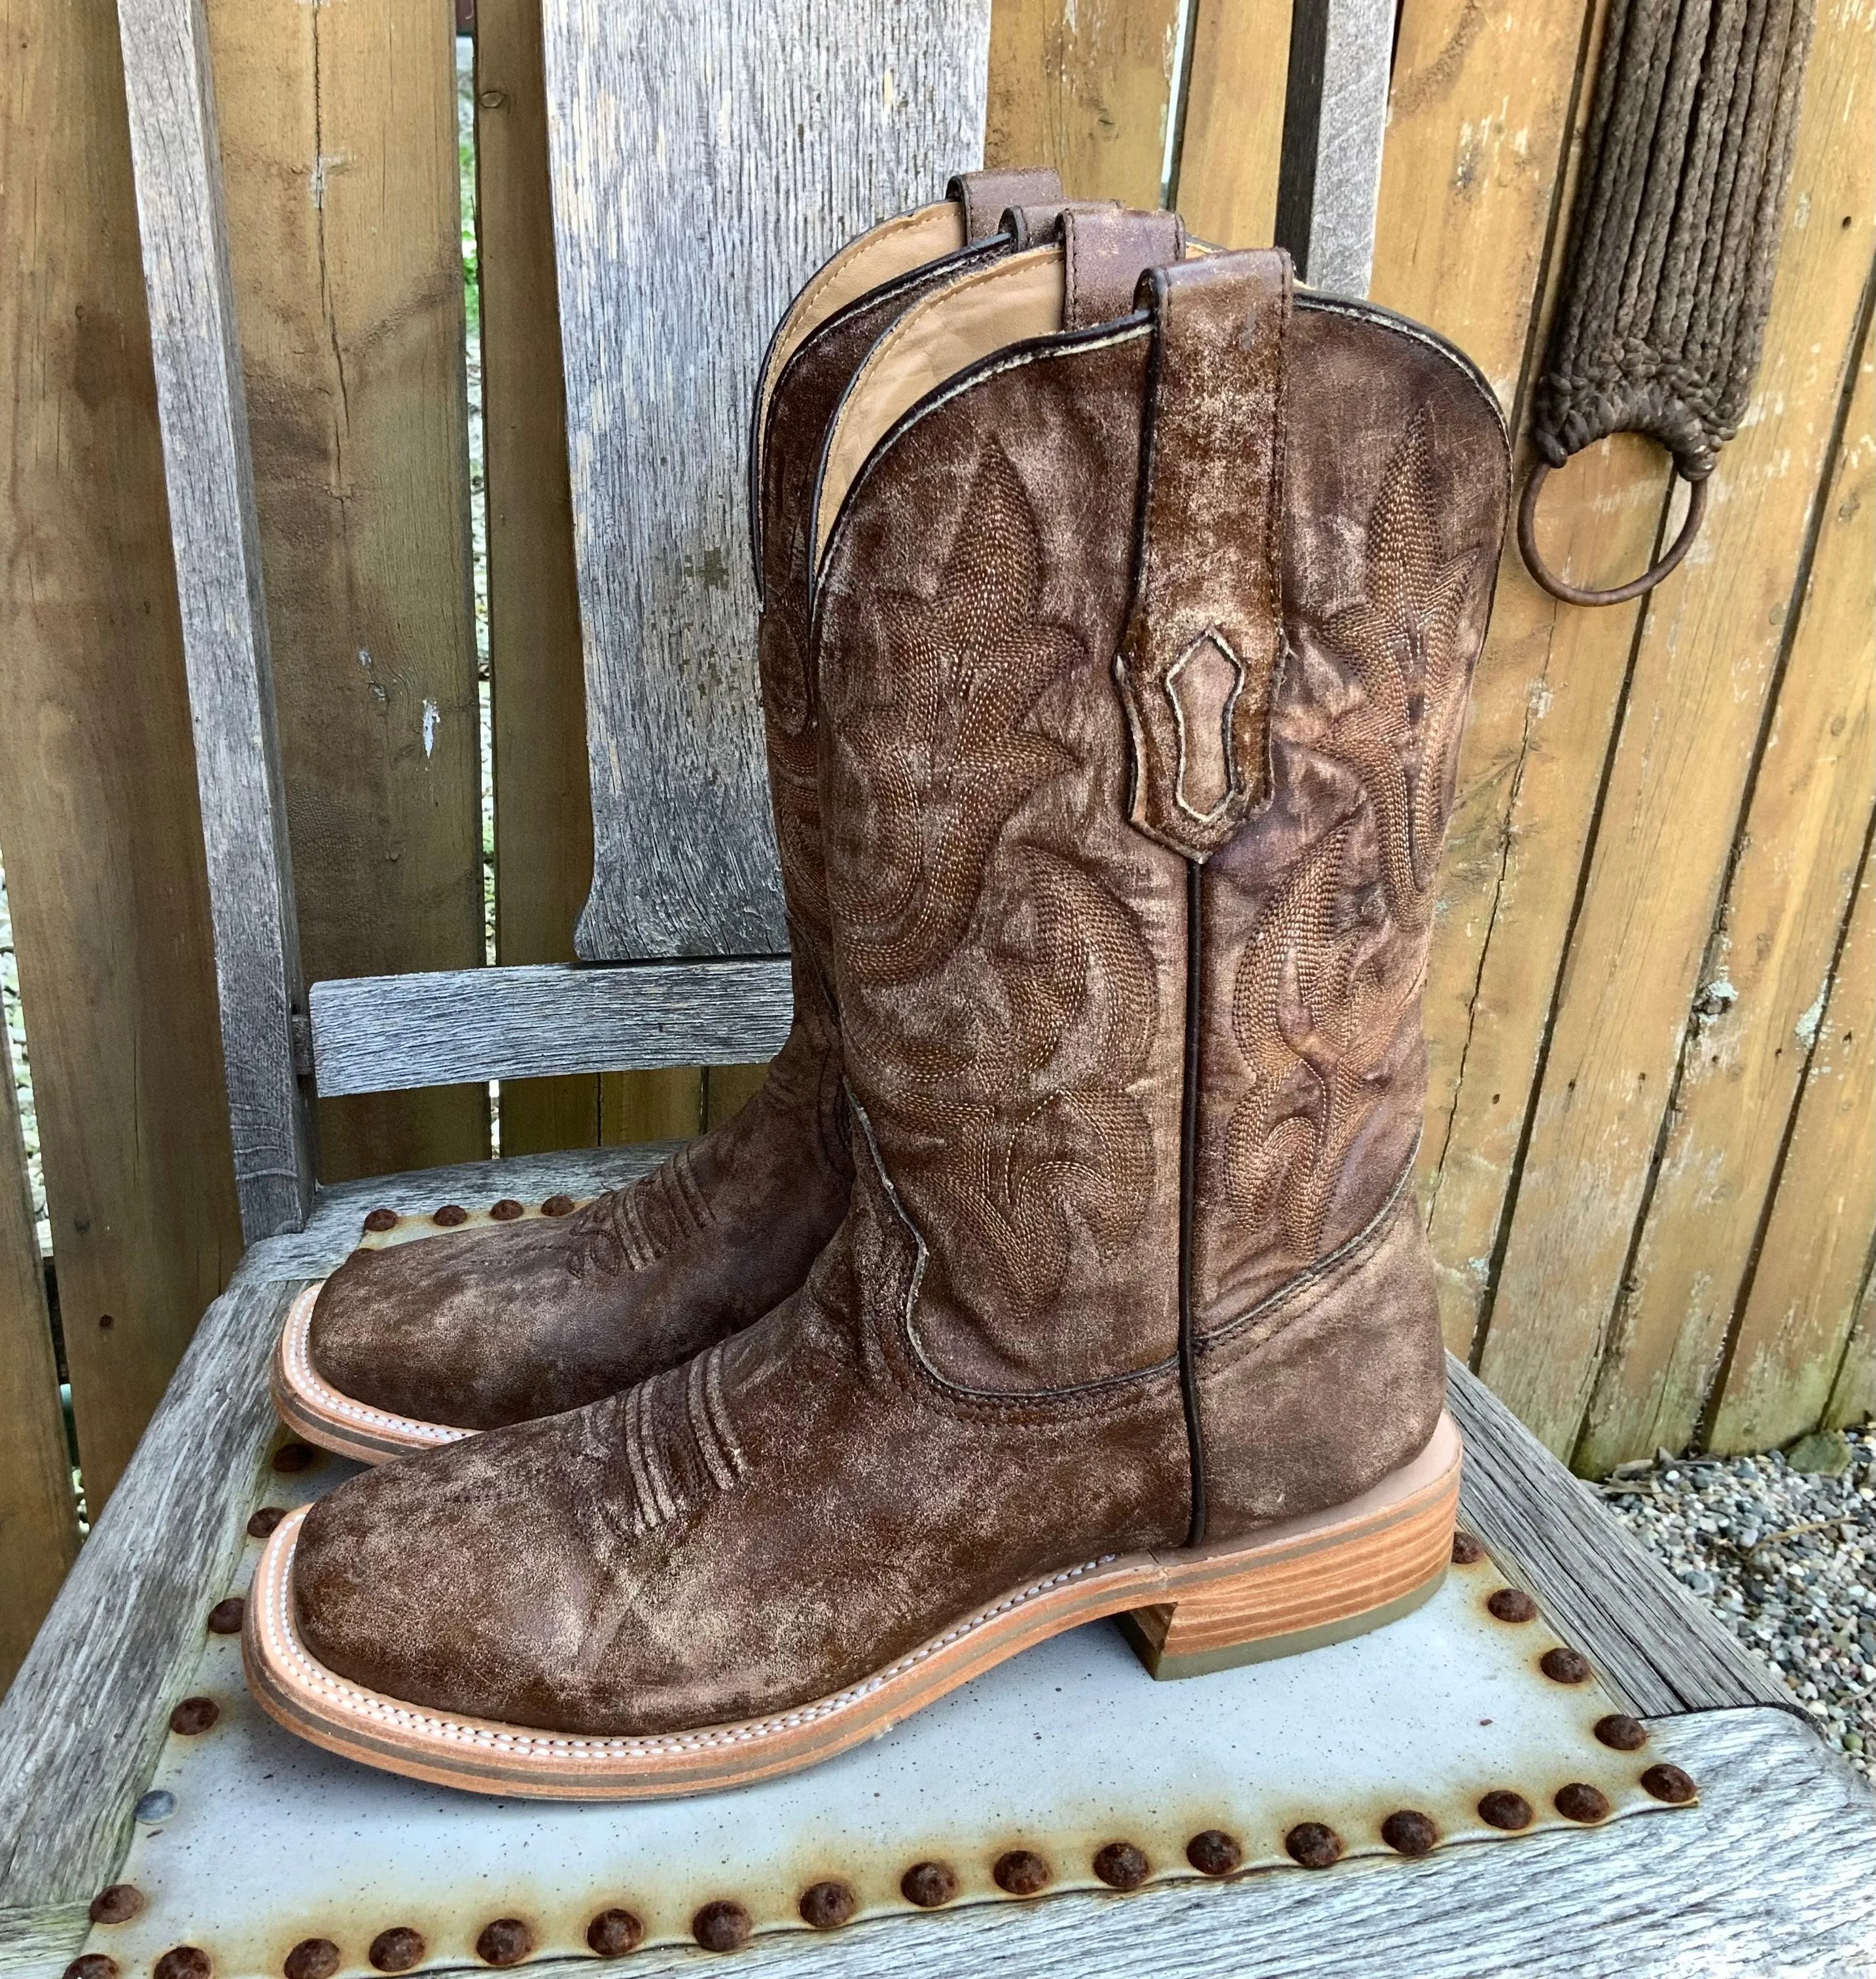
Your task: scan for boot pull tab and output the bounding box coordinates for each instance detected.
[1061,207,1186,330]
[946,166,1063,243]
[1000,197,1119,251]
[1116,249,1292,862]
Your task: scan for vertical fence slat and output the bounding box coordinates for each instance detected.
[0,0,243,1512]
[1476,0,1876,1460]
[0,1017,79,1693]
[202,0,487,1183]
[1708,840,1875,1452]
[986,0,1183,206]
[1173,0,1290,245]
[1579,317,1876,1469]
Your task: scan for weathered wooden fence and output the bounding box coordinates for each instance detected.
[0,0,1869,1690]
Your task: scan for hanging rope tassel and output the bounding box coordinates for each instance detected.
[1519,0,1816,605]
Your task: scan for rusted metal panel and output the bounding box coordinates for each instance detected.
[79,1459,1690,1976]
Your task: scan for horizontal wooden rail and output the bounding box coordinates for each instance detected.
[307,961,796,1096]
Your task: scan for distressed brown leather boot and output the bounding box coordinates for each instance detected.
[249,239,1509,1799]
[272,168,1065,1462]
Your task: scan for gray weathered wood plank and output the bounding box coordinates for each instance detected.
[1450,1359,1790,1719]
[1273,0,1392,297]
[542,0,991,961]
[308,962,794,1096]
[114,0,313,1240]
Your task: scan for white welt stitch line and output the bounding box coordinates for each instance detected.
[279,1287,470,1445]
[262,1520,1122,1763]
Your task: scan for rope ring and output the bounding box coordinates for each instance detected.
[1517,456,1709,607]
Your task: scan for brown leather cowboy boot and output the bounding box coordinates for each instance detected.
[247,239,1510,1798]
[272,168,1066,1463]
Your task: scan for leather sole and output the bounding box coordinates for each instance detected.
[243,1414,1461,1800]
[271,1283,473,1465]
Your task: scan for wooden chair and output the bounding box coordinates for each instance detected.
[1,0,1869,1969]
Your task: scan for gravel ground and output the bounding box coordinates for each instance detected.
[1601,1425,1876,1780]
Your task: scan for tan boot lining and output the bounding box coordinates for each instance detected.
[813,249,1070,563]
[754,200,968,490]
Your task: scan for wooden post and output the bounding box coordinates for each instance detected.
[113,0,315,1241]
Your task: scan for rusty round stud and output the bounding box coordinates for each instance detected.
[798,1880,857,1930]
[1486,1587,1538,1624]
[1554,1782,1612,1824]
[585,1910,644,1958]
[367,1929,426,1974]
[283,1940,340,1979]
[900,1861,959,1908]
[1640,1762,1697,1804]
[1091,1840,1150,1890]
[1284,1821,1343,1869]
[153,1950,211,1979]
[63,1957,117,1979]
[432,1203,469,1228]
[1540,1645,1592,1685]
[1451,1530,1486,1565]
[247,1506,286,1539]
[1380,1809,1438,1856]
[1595,1713,1649,1751]
[993,1849,1051,1897]
[474,1918,533,1967]
[363,1207,398,1233]
[542,1193,576,1217]
[1185,1828,1243,1877]
[1477,1790,1535,1832]
[168,1696,219,1736]
[205,1596,245,1635]
[89,1885,146,1925]
[691,1901,751,1953]
[489,1198,525,1221]
[272,1442,317,1474]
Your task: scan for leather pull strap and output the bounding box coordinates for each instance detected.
[1002,196,1117,250]
[1116,249,1292,861]
[1062,206,1185,330]
[947,166,1062,242]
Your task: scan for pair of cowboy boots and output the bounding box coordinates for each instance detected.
[247,168,1510,1800]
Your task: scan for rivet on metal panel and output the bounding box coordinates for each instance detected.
[691,1901,751,1952]
[1450,1531,1486,1565]
[474,1919,533,1966]
[1284,1822,1343,1869]
[283,1939,340,1979]
[247,1508,286,1540]
[1185,1829,1243,1876]
[798,1880,857,1929]
[152,1948,211,1979]
[1539,1646,1592,1684]
[490,1200,525,1221]
[168,1697,219,1737]
[1640,1762,1697,1804]
[900,1862,959,1908]
[433,1205,469,1228]
[1379,1810,1438,1857]
[1477,1790,1535,1831]
[132,1790,175,1823]
[63,1957,117,1979]
[88,1885,145,1925]
[585,1911,644,1957]
[992,1849,1051,1896]
[1091,1841,1150,1890]
[272,1443,318,1476]
[542,1194,576,1217]
[363,1209,398,1233]
[366,1929,425,1973]
[206,1597,245,1635]
[1485,1588,1538,1623]
[1554,1783,1612,1823]
[1595,1713,1649,1751]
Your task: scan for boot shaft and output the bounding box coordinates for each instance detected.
[811,246,1508,1414]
